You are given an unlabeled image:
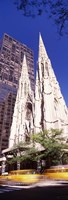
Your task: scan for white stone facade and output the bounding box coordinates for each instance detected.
[9,34,68,148]
[9,55,34,148]
[34,34,68,137]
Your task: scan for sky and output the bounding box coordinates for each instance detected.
[0,0,68,106]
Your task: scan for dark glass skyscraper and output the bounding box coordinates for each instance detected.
[0,33,34,91]
[0,33,34,154]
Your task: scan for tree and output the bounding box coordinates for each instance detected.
[7,129,68,169]
[32,129,68,167]
[14,0,68,35]
[7,141,38,168]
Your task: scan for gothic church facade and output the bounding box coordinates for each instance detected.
[9,34,68,149]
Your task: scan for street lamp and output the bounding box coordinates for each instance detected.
[2,155,6,175]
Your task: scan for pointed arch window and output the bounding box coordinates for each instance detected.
[41,63,44,77]
[24,82,27,95]
[45,62,49,76]
[21,82,23,96]
[28,83,29,92]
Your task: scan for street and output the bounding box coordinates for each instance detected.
[0,183,68,200]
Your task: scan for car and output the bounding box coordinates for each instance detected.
[0,169,43,185]
[43,165,68,180]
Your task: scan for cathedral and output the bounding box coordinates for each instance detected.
[9,33,68,149]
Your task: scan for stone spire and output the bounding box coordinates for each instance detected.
[34,34,68,137]
[38,33,48,62]
[9,55,34,148]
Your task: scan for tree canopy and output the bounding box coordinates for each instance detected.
[7,129,68,169]
[14,0,68,35]
[32,129,68,167]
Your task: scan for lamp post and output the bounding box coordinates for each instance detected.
[2,155,6,175]
[37,159,41,173]
[17,149,20,170]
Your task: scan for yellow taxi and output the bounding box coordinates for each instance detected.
[43,165,68,180]
[0,169,43,185]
